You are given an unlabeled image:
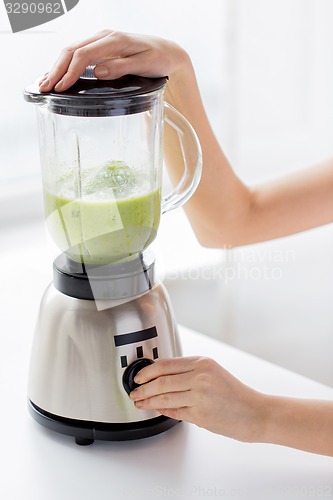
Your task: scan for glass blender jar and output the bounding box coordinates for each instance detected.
[24,73,201,266]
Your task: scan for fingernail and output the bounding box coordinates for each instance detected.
[133,376,141,384]
[135,401,143,408]
[40,78,50,89]
[95,66,109,78]
[129,390,138,400]
[54,80,64,92]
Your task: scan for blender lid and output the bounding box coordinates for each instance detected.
[23,74,168,117]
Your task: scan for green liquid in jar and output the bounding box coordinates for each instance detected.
[44,162,161,265]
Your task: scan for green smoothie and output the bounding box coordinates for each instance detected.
[44,161,161,265]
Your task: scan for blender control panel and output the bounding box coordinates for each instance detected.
[114,326,159,368]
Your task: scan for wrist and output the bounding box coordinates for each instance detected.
[239,390,272,444]
[255,393,300,447]
[172,46,192,77]
[164,41,193,82]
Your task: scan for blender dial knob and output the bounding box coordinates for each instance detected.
[122,358,155,395]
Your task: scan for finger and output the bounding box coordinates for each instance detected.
[68,29,114,52]
[53,34,126,92]
[39,47,79,92]
[94,59,127,80]
[130,371,192,401]
[133,357,199,385]
[40,30,113,92]
[156,407,188,422]
[120,50,166,78]
[94,57,146,81]
[38,72,49,85]
[94,51,166,81]
[54,31,142,91]
[134,390,192,410]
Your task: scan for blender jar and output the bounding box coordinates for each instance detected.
[24,74,201,265]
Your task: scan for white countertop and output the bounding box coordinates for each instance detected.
[1,222,333,499]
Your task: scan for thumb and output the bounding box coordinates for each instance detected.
[94,59,127,80]
[94,52,166,80]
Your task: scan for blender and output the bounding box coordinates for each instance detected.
[24,71,202,445]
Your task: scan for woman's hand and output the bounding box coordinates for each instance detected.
[39,29,188,93]
[131,356,333,456]
[130,356,267,442]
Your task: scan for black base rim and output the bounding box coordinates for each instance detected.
[29,400,179,445]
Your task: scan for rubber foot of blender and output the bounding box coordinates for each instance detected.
[75,437,94,446]
[29,399,180,442]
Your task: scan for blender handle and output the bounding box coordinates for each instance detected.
[161,102,202,214]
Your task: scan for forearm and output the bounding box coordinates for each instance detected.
[261,395,333,456]
[250,160,333,243]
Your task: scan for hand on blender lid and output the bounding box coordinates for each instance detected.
[39,30,183,93]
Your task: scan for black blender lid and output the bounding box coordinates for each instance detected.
[23,74,168,117]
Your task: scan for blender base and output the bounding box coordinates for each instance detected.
[28,400,180,445]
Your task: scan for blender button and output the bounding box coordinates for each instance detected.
[121,355,128,368]
[136,346,143,358]
[152,347,159,359]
